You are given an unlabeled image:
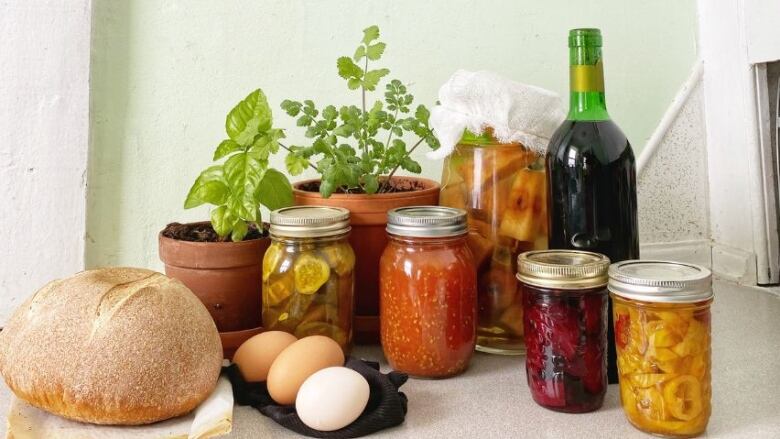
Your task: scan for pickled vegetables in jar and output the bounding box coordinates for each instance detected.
[439,130,547,355]
[517,250,611,413]
[609,261,713,437]
[263,207,355,353]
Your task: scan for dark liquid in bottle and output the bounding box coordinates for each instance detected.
[546,119,639,383]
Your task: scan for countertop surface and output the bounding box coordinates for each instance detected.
[2,280,779,438]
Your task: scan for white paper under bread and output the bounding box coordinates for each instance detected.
[6,376,233,439]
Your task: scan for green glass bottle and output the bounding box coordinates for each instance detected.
[546,29,639,383]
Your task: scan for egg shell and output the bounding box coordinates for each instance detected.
[296,367,370,432]
[233,331,298,382]
[267,335,345,405]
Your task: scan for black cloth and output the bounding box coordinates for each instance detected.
[225,358,408,438]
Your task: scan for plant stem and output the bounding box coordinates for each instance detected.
[278,141,318,172]
[361,53,368,156]
[381,137,425,193]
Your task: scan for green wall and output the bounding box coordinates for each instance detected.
[87,0,698,268]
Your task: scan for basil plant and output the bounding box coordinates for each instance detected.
[184,89,294,241]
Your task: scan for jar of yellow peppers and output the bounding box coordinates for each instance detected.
[263,206,355,353]
[608,261,713,437]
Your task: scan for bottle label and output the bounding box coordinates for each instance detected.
[570,60,605,92]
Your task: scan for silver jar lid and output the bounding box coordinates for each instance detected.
[517,250,610,290]
[386,206,467,238]
[608,260,713,303]
[269,206,351,238]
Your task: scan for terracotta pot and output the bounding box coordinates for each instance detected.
[293,177,440,343]
[158,222,268,358]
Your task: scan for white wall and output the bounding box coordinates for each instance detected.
[85,0,699,270]
[0,1,91,322]
[697,0,780,284]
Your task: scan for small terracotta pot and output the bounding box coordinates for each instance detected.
[293,176,440,343]
[158,222,268,357]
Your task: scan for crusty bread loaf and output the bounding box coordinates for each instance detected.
[0,267,223,425]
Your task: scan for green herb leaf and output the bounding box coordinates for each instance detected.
[337,56,363,80]
[362,68,390,91]
[401,157,422,173]
[184,165,228,209]
[285,152,310,176]
[280,99,302,117]
[362,25,380,44]
[347,78,362,90]
[225,89,272,146]
[230,219,248,242]
[415,105,430,124]
[212,139,242,161]
[210,205,236,239]
[224,151,267,221]
[353,45,366,62]
[256,168,294,211]
[363,174,379,194]
[366,42,386,60]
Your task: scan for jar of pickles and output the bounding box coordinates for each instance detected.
[439,130,547,355]
[517,250,610,412]
[609,261,713,437]
[379,206,477,378]
[262,206,355,353]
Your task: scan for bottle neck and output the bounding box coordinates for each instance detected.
[568,46,609,121]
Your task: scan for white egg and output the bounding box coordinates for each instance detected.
[295,366,370,431]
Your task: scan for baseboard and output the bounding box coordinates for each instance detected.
[711,243,757,285]
[640,239,712,268]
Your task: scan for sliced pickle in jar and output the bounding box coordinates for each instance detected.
[293,253,331,294]
[499,303,524,336]
[319,242,355,276]
[263,243,284,281]
[265,278,294,306]
[498,169,546,242]
[663,375,703,421]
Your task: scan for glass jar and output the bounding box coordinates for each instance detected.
[379,206,477,378]
[609,261,713,437]
[439,130,547,355]
[262,206,355,353]
[517,250,610,413]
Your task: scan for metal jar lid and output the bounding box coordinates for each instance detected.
[386,206,468,238]
[608,260,713,303]
[269,206,351,238]
[516,250,610,290]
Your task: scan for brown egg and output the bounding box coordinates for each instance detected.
[267,335,345,405]
[233,331,298,382]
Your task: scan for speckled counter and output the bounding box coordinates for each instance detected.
[2,280,779,438]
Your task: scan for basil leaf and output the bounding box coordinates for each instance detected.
[230,219,248,242]
[213,139,242,161]
[225,89,272,146]
[224,151,267,221]
[256,169,294,211]
[210,205,234,238]
[184,165,227,209]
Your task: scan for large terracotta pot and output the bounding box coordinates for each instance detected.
[293,176,440,343]
[158,222,268,358]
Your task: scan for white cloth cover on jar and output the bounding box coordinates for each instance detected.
[428,70,566,159]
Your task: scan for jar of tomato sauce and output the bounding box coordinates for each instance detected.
[379,206,477,378]
[518,250,610,413]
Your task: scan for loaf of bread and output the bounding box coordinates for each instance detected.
[0,267,223,425]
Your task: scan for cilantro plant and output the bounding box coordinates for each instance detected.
[184,89,294,241]
[279,25,440,198]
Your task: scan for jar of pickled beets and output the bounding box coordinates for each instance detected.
[609,261,713,437]
[517,250,610,412]
[379,206,477,378]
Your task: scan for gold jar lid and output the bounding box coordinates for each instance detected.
[269,206,350,238]
[516,250,610,290]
